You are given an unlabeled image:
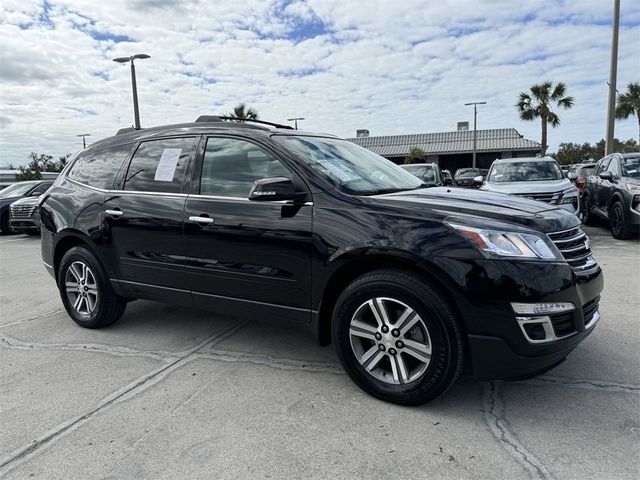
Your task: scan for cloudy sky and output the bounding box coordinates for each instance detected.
[1,0,639,165]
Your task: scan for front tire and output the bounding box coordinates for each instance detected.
[610,202,631,239]
[58,246,126,328]
[332,269,464,406]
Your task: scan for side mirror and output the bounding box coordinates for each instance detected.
[599,171,613,181]
[443,177,453,186]
[472,175,484,187]
[248,177,296,201]
[568,172,578,181]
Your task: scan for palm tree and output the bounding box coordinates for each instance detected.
[227,103,258,122]
[516,81,574,155]
[615,82,640,142]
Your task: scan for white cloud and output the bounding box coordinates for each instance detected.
[0,0,638,165]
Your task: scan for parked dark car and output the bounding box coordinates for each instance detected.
[0,180,53,234]
[10,196,43,235]
[583,153,640,239]
[441,169,454,186]
[400,163,452,186]
[454,168,487,187]
[40,116,603,405]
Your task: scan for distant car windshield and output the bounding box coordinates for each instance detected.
[456,169,480,179]
[621,156,640,178]
[401,165,438,183]
[0,182,35,199]
[276,136,422,194]
[488,161,563,182]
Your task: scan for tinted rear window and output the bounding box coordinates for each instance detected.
[67,145,132,189]
[124,137,196,193]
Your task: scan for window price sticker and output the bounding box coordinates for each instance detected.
[154,148,182,182]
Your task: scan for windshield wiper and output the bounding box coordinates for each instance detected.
[359,184,428,196]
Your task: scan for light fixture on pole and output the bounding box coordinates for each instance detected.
[464,101,487,169]
[77,134,91,149]
[113,53,150,129]
[287,117,305,130]
[605,0,620,155]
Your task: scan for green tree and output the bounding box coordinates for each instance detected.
[404,146,426,164]
[12,152,70,181]
[615,82,640,142]
[516,81,574,155]
[552,142,594,165]
[591,138,639,159]
[227,103,258,122]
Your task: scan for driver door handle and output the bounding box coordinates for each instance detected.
[189,216,214,225]
[105,209,124,217]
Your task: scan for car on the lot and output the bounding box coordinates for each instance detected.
[454,168,487,187]
[39,116,604,405]
[0,180,54,234]
[567,162,597,198]
[478,157,580,216]
[582,153,640,239]
[441,169,454,185]
[399,163,452,186]
[10,195,43,235]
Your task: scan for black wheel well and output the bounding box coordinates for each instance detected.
[608,193,624,213]
[317,256,465,347]
[53,235,88,281]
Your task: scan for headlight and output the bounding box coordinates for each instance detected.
[447,222,562,260]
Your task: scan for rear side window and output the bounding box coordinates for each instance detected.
[124,137,196,193]
[200,137,290,197]
[67,145,132,189]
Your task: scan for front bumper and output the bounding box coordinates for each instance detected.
[432,256,604,380]
[10,218,40,231]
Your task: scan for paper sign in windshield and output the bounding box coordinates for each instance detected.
[316,159,359,183]
[154,148,182,182]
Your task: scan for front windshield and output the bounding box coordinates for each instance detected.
[621,156,640,178]
[0,182,35,199]
[456,169,479,179]
[488,161,563,182]
[403,165,437,183]
[276,136,422,194]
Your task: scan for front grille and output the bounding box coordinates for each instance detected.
[513,191,559,204]
[582,296,600,326]
[551,311,576,337]
[10,204,36,219]
[547,226,597,273]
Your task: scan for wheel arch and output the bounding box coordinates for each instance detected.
[53,230,100,284]
[607,192,625,213]
[315,253,466,348]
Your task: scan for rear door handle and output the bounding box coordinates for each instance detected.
[105,209,124,217]
[189,216,214,225]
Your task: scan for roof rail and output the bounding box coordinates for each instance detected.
[116,127,139,135]
[195,115,294,130]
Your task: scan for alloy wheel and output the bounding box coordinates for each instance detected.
[611,205,623,238]
[349,297,432,385]
[65,261,98,315]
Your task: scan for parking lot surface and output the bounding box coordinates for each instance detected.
[1,226,638,479]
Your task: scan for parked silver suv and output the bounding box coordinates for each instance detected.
[477,157,580,216]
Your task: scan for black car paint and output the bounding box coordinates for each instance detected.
[40,123,604,380]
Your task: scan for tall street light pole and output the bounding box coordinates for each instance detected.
[77,134,91,149]
[287,117,305,130]
[465,101,487,169]
[113,54,150,129]
[605,0,620,155]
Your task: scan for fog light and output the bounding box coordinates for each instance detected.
[511,302,575,315]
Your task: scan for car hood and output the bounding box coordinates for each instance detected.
[0,196,22,208]
[623,177,640,187]
[481,178,572,194]
[11,196,38,206]
[368,187,579,233]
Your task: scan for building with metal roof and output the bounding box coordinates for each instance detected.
[347,127,541,173]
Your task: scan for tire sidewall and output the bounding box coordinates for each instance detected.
[58,246,107,327]
[610,202,624,239]
[332,273,461,405]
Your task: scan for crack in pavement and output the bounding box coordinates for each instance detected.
[522,375,640,395]
[195,348,344,374]
[0,335,178,362]
[483,382,554,480]
[0,320,250,476]
[0,310,64,329]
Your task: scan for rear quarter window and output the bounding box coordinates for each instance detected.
[67,144,133,190]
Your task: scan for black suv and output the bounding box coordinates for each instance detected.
[583,153,640,239]
[40,117,604,405]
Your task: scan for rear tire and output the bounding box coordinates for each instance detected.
[58,246,126,328]
[331,269,464,406]
[582,193,596,226]
[610,202,631,239]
